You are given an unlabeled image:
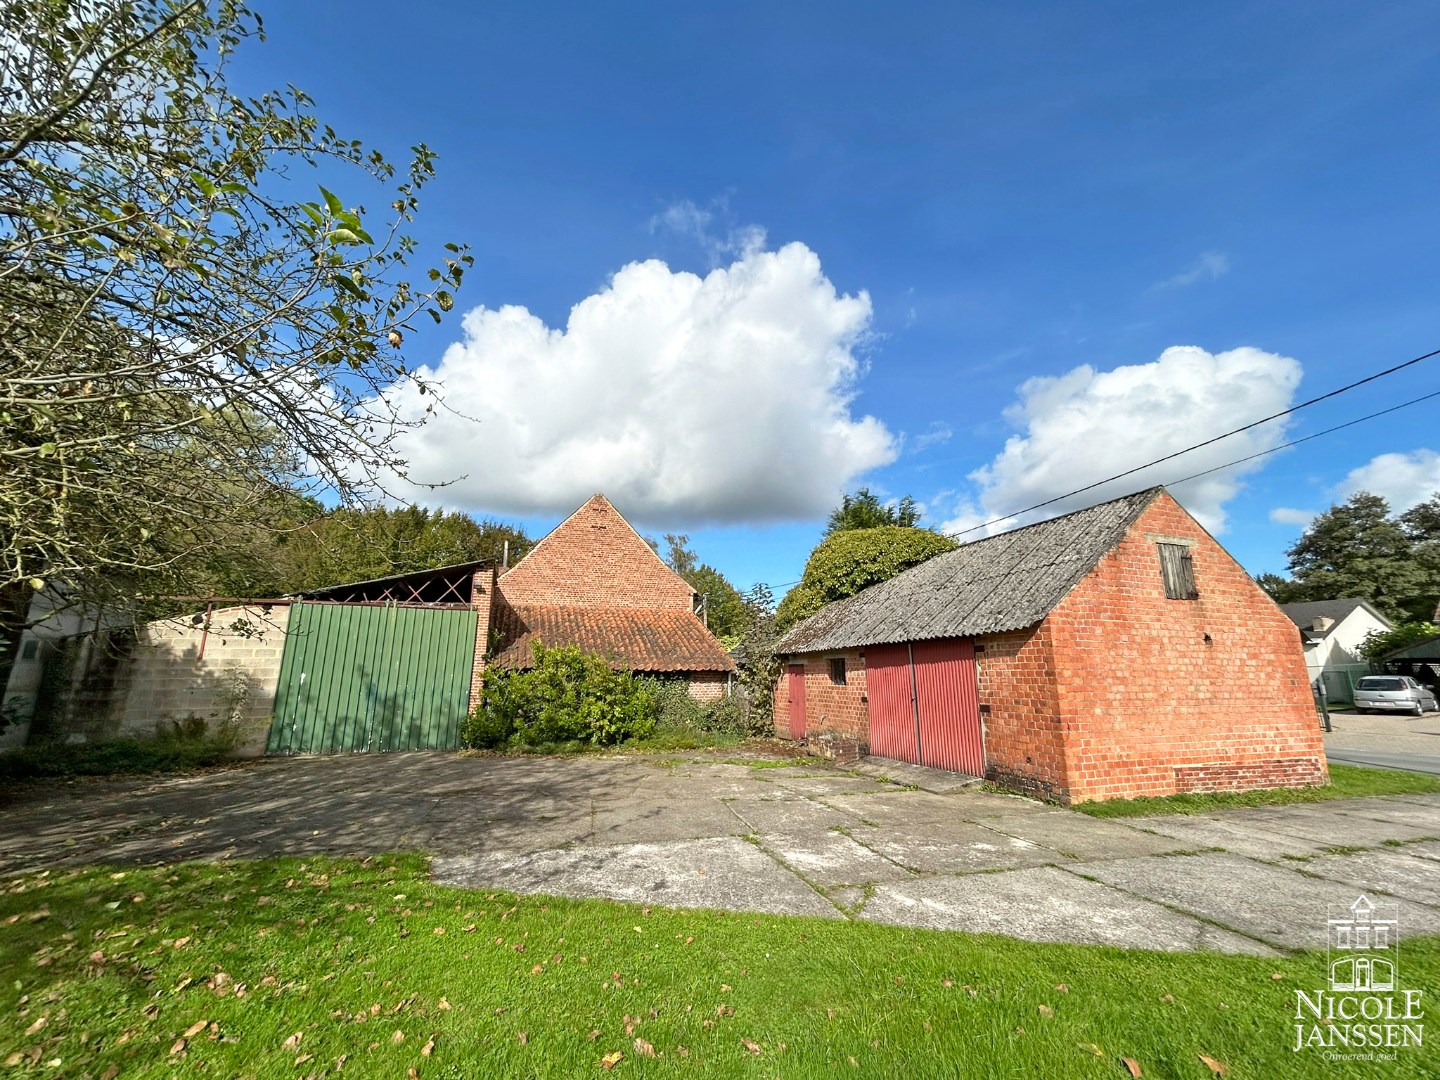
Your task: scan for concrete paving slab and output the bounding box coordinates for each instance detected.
[853,822,1063,874]
[432,837,841,918]
[824,790,983,827]
[975,813,1194,860]
[1125,816,1335,861]
[1218,807,1438,846]
[1327,802,1440,834]
[1400,840,1440,862]
[849,757,982,794]
[769,775,898,797]
[1079,852,1440,950]
[585,798,749,845]
[726,796,856,834]
[861,866,1277,954]
[1297,849,1440,907]
[754,830,915,888]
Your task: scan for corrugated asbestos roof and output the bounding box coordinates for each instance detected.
[777,488,1162,653]
[490,604,737,673]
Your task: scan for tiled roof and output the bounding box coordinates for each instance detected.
[778,488,1161,653]
[1278,598,1390,636]
[490,603,737,673]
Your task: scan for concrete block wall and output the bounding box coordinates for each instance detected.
[1046,493,1326,803]
[114,604,291,756]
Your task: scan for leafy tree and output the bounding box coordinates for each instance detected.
[280,507,532,593]
[0,2,470,666]
[1401,495,1440,622]
[1255,572,1305,604]
[825,488,923,535]
[1358,622,1440,662]
[776,526,957,629]
[734,583,784,731]
[660,533,748,640]
[1271,492,1438,622]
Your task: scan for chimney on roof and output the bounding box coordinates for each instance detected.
[1313,615,1335,633]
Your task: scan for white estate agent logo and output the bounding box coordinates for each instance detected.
[1294,895,1424,1058]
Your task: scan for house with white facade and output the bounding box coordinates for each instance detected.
[1280,598,1392,702]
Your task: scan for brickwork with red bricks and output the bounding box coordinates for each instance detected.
[973,626,1069,802]
[1040,491,1326,803]
[775,490,1326,804]
[498,494,695,610]
[468,566,498,711]
[772,649,868,750]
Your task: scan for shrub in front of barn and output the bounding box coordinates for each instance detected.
[463,643,658,750]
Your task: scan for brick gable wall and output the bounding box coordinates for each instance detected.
[497,494,695,610]
[1041,491,1326,802]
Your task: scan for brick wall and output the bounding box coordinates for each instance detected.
[687,672,729,702]
[469,566,497,710]
[498,494,694,610]
[973,626,1069,802]
[774,648,868,759]
[113,604,292,756]
[1044,492,1326,803]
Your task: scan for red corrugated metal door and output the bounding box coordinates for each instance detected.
[786,664,807,739]
[865,643,919,764]
[912,639,983,775]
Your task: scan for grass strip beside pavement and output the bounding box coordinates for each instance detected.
[1075,762,1440,818]
[3,854,1435,1078]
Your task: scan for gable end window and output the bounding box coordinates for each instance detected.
[829,657,847,686]
[1157,542,1198,600]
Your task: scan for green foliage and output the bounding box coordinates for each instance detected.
[733,583,785,729]
[659,534,750,639]
[777,526,958,629]
[281,506,531,592]
[644,678,758,739]
[1268,491,1440,622]
[0,734,235,782]
[470,644,657,749]
[0,0,471,633]
[1358,622,1440,661]
[1076,763,1440,818]
[826,488,922,534]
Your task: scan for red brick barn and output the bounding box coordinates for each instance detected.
[774,487,1326,804]
[472,494,735,700]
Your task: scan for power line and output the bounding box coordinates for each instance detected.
[946,344,1440,539]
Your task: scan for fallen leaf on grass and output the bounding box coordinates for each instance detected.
[437,998,451,1011]
[282,1032,303,1050]
[1160,994,1175,1004]
[1054,983,1069,994]
[169,1038,187,1055]
[23,1017,45,1036]
[294,1054,313,1066]
[4,1054,24,1067]
[1198,1054,1229,1076]
[676,1046,689,1058]
[1121,1057,1143,1077]
[391,1030,405,1044]
[601,1050,623,1069]
[741,1038,763,1055]
[587,1030,600,1042]
[517,1032,528,1045]
[422,1036,436,1057]
[174,937,191,949]
[1078,1043,1103,1057]
[99,1066,119,1080]
[1270,972,1285,981]
[183,1020,208,1038]
[634,1037,656,1057]
[1038,1004,1054,1018]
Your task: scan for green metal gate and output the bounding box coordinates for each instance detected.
[267,602,478,754]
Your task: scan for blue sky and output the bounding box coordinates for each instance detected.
[235,1,1440,594]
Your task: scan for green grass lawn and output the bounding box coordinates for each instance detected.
[2,855,1434,1078]
[1076,762,1440,818]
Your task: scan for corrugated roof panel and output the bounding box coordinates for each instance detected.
[777,488,1161,653]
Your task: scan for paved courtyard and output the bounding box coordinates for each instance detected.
[1324,708,1440,775]
[2,750,1438,954]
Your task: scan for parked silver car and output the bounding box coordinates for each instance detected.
[1353,675,1438,716]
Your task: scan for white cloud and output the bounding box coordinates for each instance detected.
[1153,251,1230,290]
[377,242,895,524]
[1270,507,1317,527]
[649,198,767,267]
[910,421,953,452]
[1337,449,1440,512]
[938,345,1302,537]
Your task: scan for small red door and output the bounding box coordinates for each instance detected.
[786,664,807,739]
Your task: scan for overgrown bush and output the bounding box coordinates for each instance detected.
[0,734,236,781]
[467,644,657,750]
